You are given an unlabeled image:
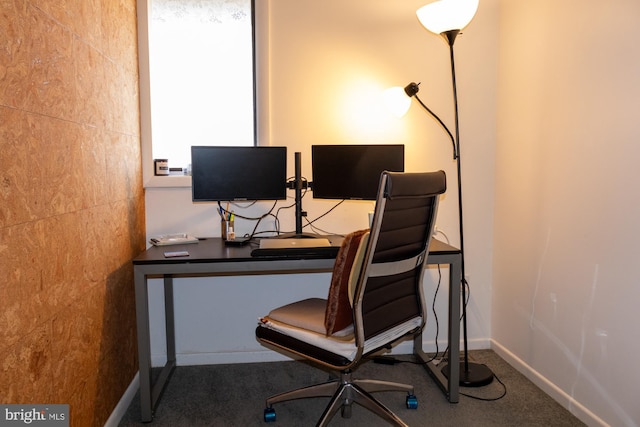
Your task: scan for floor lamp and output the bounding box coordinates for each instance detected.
[394,0,494,387]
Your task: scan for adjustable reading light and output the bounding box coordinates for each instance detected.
[397,0,494,387]
[402,82,457,160]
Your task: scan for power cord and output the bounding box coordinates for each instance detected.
[458,371,507,401]
[218,200,279,237]
[371,354,507,402]
[275,179,347,236]
[369,258,508,403]
[371,264,444,366]
[215,178,348,238]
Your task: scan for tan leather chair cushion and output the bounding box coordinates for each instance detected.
[265,298,327,334]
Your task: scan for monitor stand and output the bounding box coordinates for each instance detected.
[281,151,326,240]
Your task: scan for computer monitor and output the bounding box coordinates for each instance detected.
[191,146,287,201]
[311,144,404,200]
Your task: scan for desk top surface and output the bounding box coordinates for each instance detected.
[133,236,460,266]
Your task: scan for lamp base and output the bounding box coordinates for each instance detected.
[441,361,494,387]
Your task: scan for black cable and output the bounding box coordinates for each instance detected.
[463,276,470,308]
[216,179,349,238]
[270,177,308,235]
[217,200,279,240]
[275,181,346,236]
[459,371,507,401]
[436,274,508,402]
[438,273,471,363]
[373,262,475,370]
[404,264,443,366]
[372,263,444,367]
[305,220,334,237]
[430,265,442,360]
[247,204,278,239]
[305,199,345,226]
[365,246,508,402]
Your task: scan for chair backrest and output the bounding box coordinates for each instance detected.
[352,171,446,355]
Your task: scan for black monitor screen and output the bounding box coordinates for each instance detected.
[191,146,287,201]
[311,144,404,200]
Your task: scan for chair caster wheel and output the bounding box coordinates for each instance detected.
[406,394,418,409]
[264,407,276,422]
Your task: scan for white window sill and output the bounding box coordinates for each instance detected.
[144,175,192,189]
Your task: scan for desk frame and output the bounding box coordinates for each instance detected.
[133,238,460,422]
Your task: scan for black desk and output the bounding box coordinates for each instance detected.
[133,237,461,422]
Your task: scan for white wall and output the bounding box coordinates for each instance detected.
[144,0,498,366]
[492,1,640,426]
[141,1,640,426]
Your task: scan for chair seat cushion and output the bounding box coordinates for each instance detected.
[265,298,354,337]
[255,324,353,368]
[258,313,422,362]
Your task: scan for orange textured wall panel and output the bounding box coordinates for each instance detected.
[0,1,144,426]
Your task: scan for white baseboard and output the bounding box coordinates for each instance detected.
[104,372,139,427]
[148,337,493,367]
[150,341,419,367]
[150,349,290,367]
[490,340,608,427]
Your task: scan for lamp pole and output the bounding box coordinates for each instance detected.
[442,29,494,387]
[404,27,493,387]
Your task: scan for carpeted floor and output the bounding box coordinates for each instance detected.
[118,350,586,426]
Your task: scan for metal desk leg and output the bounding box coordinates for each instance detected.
[164,275,176,368]
[148,276,177,417]
[134,267,153,422]
[134,272,177,422]
[413,255,461,403]
[446,255,461,402]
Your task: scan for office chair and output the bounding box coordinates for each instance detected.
[255,170,446,426]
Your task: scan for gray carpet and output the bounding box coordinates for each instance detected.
[118,350,585,426]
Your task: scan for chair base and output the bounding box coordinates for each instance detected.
[265,370,414,427]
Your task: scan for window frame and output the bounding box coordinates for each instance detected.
[136,0,258,188]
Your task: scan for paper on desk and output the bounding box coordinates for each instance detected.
[149,233,199,246]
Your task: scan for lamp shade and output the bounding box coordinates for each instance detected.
[416,0,479,34]
[383,86,412,118]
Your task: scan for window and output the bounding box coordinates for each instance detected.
[138,0,256,184]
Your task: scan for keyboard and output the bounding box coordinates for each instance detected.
[251,246,340,259]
